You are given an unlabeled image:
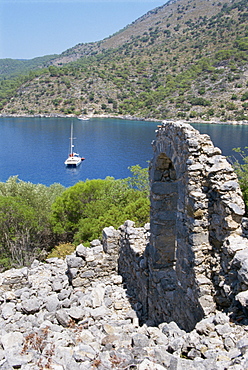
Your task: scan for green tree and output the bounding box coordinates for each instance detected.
[50,178,119,240]
[0,196,38,267]
[232,147,248,214]
[50,168,150,246]
[0,177,65,268]
[123,165,149,194]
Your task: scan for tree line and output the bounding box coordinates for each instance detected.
[2,153,248,271]
[0,166,149,270]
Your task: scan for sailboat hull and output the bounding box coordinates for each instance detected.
[64,156,82,167]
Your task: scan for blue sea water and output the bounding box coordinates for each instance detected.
[0,116,247,188]
[0,117,158,187]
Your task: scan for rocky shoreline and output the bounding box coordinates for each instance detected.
[1,113,248,126]
[0,222,248,370]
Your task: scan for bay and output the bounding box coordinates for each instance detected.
[0,117,158,187]
[0,116,247,188]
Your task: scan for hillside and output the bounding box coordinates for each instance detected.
[0,55,57,80]
[0,0,248,121]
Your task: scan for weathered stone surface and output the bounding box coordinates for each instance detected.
[1,332,23,349]
[52,279,63,292]
[68,306,85,321]
[55,309,71,327]
[66,255,84,268]
[45,294,60,312]
[236,290,248,308]
[1,302,15,319]
[21,297,41,314]
[75,243,88,258]
[147,121,247,330]
[73,344,96,361]
[0,237,246,370]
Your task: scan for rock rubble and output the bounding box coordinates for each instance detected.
[0,231,247,370]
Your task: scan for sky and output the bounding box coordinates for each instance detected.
[0,0,166,60]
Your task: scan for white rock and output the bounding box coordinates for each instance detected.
[138,358,166,369]
[1,332,23,349]
[91,284,105,308]
[236,290,248,307]
[1,302,15,319]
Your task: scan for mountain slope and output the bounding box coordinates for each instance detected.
[1,0,248,121]
[0,55,57,80]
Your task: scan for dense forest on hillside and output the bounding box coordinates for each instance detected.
[0,0,247,121]
[0,55,57,80]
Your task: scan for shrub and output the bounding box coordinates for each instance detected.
[189,111,198,118]
[50,167,149,246]
[189,97,211,106]
[241,91,248,101]
[232,147,248,214]
[46,243,75,259]
[226,102,237,110]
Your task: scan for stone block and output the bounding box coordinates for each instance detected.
[236,290,248,308]
[45,294,60,312]
[189,232,209,246]
[151,182,178,195]
[21,297,41,314]
[66,255,84,269]
[1,302,15,320]
[55,309,71,327]
[1,332,23,349]
[76,244,88,258]
[156,210,177,221]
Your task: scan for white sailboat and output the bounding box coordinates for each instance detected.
[64,123,85,167]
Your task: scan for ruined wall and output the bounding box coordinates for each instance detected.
[147,120,245,330]
[67,227,121,290]
[67,121,248,332]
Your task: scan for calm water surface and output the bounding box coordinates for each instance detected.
[0,117,247,187]
[0,117,158,187]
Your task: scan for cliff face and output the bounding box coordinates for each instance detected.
[1,121,248,369]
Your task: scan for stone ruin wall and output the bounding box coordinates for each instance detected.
[147,120,246,330]
[68,121,248,332]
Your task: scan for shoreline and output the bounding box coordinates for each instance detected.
[0,112,248,125]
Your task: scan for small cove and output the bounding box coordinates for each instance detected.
[0,116,247,187]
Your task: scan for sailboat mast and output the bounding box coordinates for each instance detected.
[70,123,73,156]
[65,121,84,166]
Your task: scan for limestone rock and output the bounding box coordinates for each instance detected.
[1,302,16,320]
[236,290,248,308]
[21,297,41,314]
[55,309,71,327]
[1,332,23,349]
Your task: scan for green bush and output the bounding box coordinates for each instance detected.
[232,147,248,214]
[189,111,198,118]
[50,166,149,246]
[235,37,248,51]
[0,177,65,268]
[189,97,211,106]
[0,167,149,267]
[46,243,76,259]
[241,91,248,101]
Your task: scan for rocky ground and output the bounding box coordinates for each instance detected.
[0,242,247,370]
